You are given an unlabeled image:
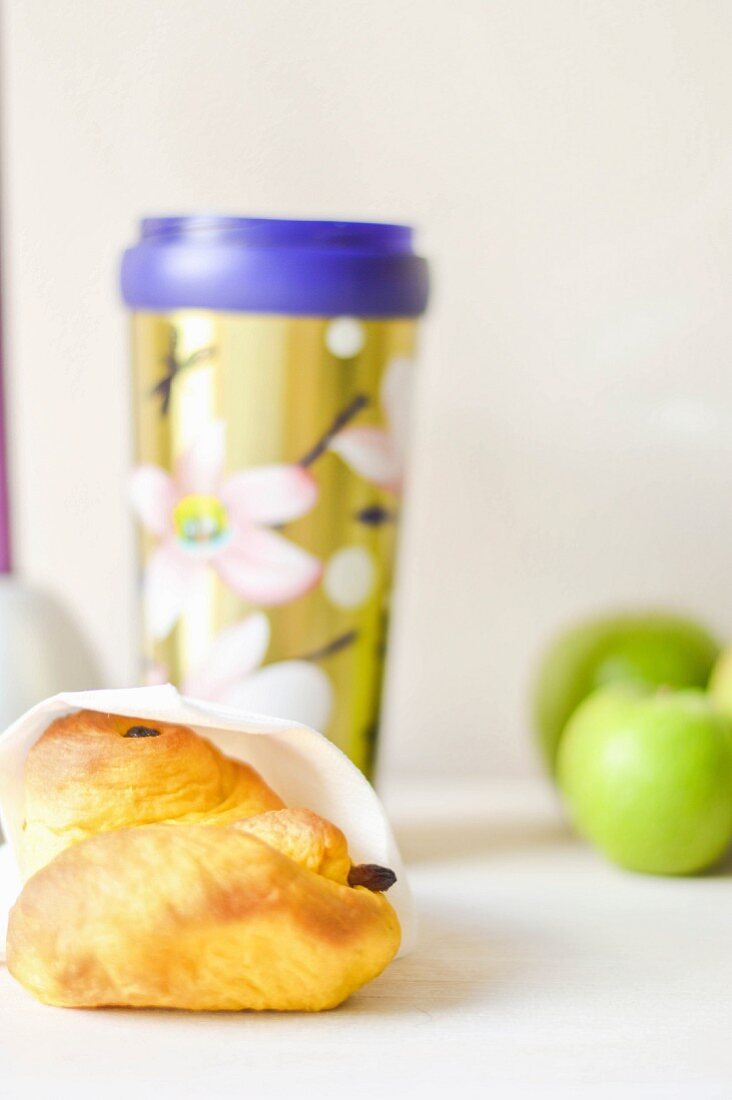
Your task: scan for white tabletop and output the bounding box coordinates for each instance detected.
[1,779,731,1099]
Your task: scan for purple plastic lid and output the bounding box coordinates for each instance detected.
[120,216,429,317]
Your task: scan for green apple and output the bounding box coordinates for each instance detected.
[709,646,732,716]
[558,687,732,875]
[533,612,719,772]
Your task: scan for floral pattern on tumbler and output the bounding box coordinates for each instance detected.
[130,312,418,775]
[146,613,334,733]
[329,356,413,494]
[130,420,322,638]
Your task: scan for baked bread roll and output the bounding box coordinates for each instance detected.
[7,809,401,1011]
[10,711,401,1010]
[22,709,284,877]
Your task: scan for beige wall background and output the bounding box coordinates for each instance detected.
[3,0,732,778]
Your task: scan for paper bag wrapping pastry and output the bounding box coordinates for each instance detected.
[0,686,414,1010]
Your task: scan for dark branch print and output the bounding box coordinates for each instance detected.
[355,505,398,526]
[150,327,216,415]
[301,630,358,662]
[299,394,369,468]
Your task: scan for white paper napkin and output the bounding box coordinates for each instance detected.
[0,685,415,962]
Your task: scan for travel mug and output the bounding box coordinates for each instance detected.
[121,216,429,776]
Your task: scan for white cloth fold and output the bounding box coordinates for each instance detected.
[0,685,414,962]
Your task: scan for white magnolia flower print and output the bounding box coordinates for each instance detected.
[149,613,333,733]
[328,356,412,494]
[324,546,377,609]
[130,421,322,639]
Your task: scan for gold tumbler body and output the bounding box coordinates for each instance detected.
[129,310,418,776]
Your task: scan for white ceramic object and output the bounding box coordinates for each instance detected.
[0,576,100,730]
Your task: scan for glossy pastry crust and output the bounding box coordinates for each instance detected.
[8,817,401,1011]
[9,711,401,1011]
[22,709,284,877]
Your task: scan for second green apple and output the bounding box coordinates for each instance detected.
[533,612,720,772]
[558,687,732,875]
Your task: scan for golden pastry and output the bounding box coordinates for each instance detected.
[233,807,352,883]
[7,811,401,1011]
[10,713,401,1010]
[22,709,284,877]
[234,808,398,892]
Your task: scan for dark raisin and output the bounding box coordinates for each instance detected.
[347,864,397,892]
[123,725,161,738]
